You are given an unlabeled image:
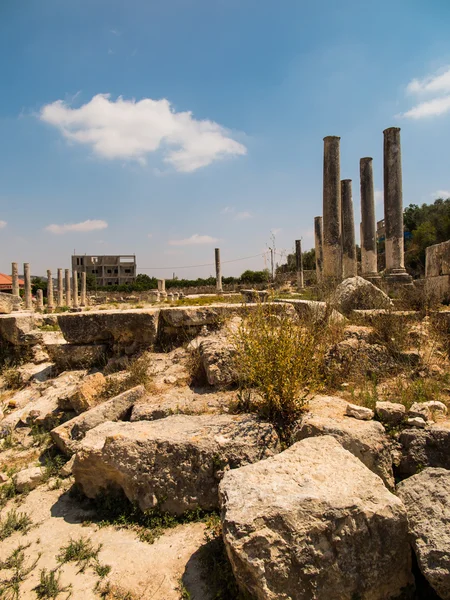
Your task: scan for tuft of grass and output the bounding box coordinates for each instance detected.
[369,310,410,357]
[94,563,112,579]
[0,509,32,541]
[0,543,41,600]
[85,490,212,545]
[387,376,442,410]
[102,354,154,399]
[2,431,16,450]
[33,568,72,599]
[38,324,61,332]
[96,581,138,600]
[2,367,23,391]
[40,446,69,482]
[57,537,102,573]
[0,480,18,509]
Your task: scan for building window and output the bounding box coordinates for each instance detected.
[107,269,112,274]
[124,269,131,274]
[76,258,80,265]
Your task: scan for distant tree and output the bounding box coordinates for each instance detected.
[85,273,97,290]
[240,269,270,284]
[31,277,47,295]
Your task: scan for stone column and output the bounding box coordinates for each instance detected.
[383,127,411,282]
[47,270,54,311]
[11,263,19,297]
[57,269,64,307]
[360,158,379,280]
[24,263,32,310]
[295,239,304,290]
[360,223,366,275]
[157,279,165,292]
[80,272,87,307]
[322,136,342,279]
[215,248,223,293]
[314,217,324,283]
[36,289,44,312]
[72,270,79,309]
[65,269,71,306]
[341,179,357,279]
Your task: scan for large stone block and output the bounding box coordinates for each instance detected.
[57,309,160,353]
[219,436,413,600]
[398,468,450,599]
[332,276,392,315]
[73,414,280,515]
[0,292,22,314]
[292,396,394,488]
[51,385,145,454]
[397,425,450,478]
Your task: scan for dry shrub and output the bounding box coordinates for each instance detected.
[1,367,23,390]
[386,375,443,410]
[102,353,154,399]
[185,346,208,387]
[369,309,410,357]
[232,302,338,437]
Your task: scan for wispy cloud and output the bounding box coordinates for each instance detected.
[407,67,450,95]
[45,219,108,235]
[40,94,247,172]
[432,189,450,199]
[271,228,282,235]
[110,29,121,36]
[169,234,219,246]
[220,206,235,215]
[0,220,6,229]
[234,211,252,221]
[401,66,450,119]
[147,233,153,239]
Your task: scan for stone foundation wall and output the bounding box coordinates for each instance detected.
[425,240,450,301]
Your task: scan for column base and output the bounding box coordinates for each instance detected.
[361,272,382,284]
[384,269,413,285]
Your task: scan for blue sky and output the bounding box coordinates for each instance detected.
[1,0,450,278]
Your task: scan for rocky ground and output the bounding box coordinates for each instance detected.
[1,277,450,599]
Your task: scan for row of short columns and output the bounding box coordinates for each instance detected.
[10,264,88,311]
[316,127,411,284]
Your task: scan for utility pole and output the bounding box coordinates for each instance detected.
[295,239,304,290]
[269,248,274,282]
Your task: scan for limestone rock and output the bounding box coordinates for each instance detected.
[398,425,450,477]
[293,396,394,488]
[397,468,450,599]
[219,436,412,600]
[376,401,406,426]
[198,335,237,387]
[73,414,280,515]
[60,455,75,478]
[332,276,392,315]
[276,298,346,324]
[46,340,107,370]
[324,338,396,383]
[409,402,431,421]
[14,466,45,492]
[345,403,374,420]
[0,292,22,314]
[406,417,427,428]
[70,372,106,414]
[51,385,145,455]
[57,309,160,353]
[17,362,54,384]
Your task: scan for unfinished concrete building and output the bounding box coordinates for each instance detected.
[71,255,136,286]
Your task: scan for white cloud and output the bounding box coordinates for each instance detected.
[374,189,384,205]
[271,228,282,235]
[147,233,153,239]
[169,234,219,246]
[45,219,108,234]
[401,66,450,119]
[234,211,252,221]
[0,220,6,229]
[402,95,450,119]
[432,189,450,199]
[110,29,121,36]
[40,94,247,173]
[220,206,235,215]
[407,67,450,95]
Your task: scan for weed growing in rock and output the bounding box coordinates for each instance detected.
[102,353,154,398]
[33,568,72,599]
[369,310,410,357]
[96,581,138,599]
[0,509,32,541]
[95,563,112,578]
[1,367,23,391]
[0,480,17,509]
[232,302,332,439]
[0,543,40,599]
[40,446,69,481]
[388,376,442,410]
[57,537,102,573]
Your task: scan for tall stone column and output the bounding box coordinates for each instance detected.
[314,216,324,283]
[47,270,54,311]
[215,248,223,293]
[383,127,411,283]
[360,157,379,280]
[295,239,304,289]
[57,269,64,307]
[323,136,342,279]
[72,270,79,309]
[24,263,32,310]
[36,289,44,312]
[341,179,357,279]
[65,269,71,306]
[80,272,87,306]
[360,223,366,275]
[11,263,19,297]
